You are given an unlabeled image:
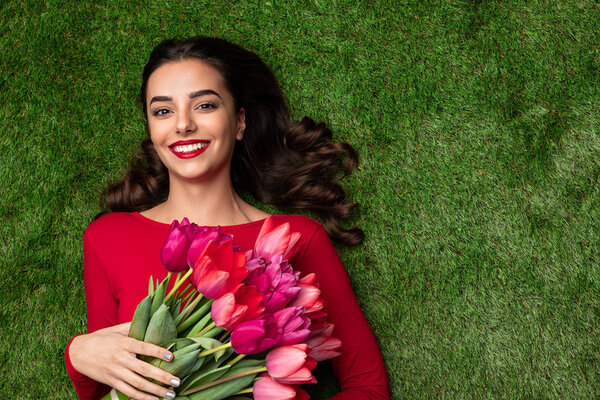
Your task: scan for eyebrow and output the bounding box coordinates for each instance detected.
[149,89,222,105]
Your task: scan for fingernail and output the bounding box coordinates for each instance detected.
[166,391,176,399]
[164,352,172,361]
[170,378,180,387]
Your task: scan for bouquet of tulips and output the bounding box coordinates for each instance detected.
[102,216,341,400]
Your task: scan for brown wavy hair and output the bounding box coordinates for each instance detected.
[99,37,364,245]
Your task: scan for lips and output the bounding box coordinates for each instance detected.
[169,140,210,159]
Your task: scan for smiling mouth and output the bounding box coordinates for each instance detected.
[171,142,209,153]
[168,140,210,159]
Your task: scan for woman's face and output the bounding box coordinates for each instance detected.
[145,59,245,185]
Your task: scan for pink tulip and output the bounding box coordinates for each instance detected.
[266,344,317,384]
[274,306,311,346]
[160,218,195,272]
[191,239,248,299]
[253,374,296,400]
[254,217,302,260]
[245,255,301,313]
[211,284,265,330]
[305,334,342,362]
[230,315,280,354]
[186,226,238,267]
[288,281,322,315]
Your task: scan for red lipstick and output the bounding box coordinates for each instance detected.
[168,140,210,159]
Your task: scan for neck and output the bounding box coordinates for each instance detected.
[155,171,254,227]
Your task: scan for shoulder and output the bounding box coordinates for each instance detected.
[269,214,323,238]
[84,212,158,248]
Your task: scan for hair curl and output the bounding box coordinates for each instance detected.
[99,36,364,246]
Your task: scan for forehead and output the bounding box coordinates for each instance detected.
[146,59,228,99]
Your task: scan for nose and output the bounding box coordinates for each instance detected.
[175,109,197,135]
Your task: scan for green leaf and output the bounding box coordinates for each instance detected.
[156,343,202,377]
[183,359,265,399]
[170,298,182,321]
[148,276,155,296]
[201,326,224,339]
[144,304,177,346]
[185,371,256,400]
[185,313,213,338]
[179,364,231,393]
[151,278,168,314]
[177,297,212,331]
[193,337,227,361]
[128,295,152,341]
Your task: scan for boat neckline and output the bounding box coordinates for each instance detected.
[131,211,269,230]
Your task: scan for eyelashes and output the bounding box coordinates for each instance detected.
[151,103,218,117]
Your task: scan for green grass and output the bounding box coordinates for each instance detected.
[1,0,599,398]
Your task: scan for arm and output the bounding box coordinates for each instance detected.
[298,227,390,400]
[64,229,117,400]
[65,229,180,400]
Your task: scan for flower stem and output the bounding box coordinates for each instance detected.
[197,342,232,358]
[180,293,203,323]
[218,330,230,342]
[183,366,267,395]
[196,321,216,337]
[232,387,254,395]
[226,354,246,367]
[164,267,193,303]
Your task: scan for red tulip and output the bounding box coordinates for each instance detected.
[211,284,265,330]
[160,218,195,272]
[191,239,248,299]
[253,374,296,400]
[254,217,302,261]
[266,344,317,384]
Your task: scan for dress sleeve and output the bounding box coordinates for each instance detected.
[64,230,116,400]
[297,226,390,400]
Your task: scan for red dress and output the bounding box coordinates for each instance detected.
[64,212,390,399]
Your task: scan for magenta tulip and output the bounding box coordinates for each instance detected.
[254,217,302,261]
[273,306,311,346]
[211,284,265,330]
[253,374,296,400]
[160,218,194,272]
[187,226,237,267]
[230,307,310,354]
[191,239,248,299]
[266,344,317,384]
[245,255,301,313]
[230,315,280,354]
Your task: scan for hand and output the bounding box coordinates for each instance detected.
[69,322,180,400]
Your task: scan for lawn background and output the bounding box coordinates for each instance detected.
[1,0,599,399]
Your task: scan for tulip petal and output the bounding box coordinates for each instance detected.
[253,374,296,400]
[211,292,235,326]
[196,270,230,298]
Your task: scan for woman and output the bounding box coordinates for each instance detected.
[65,37,389,400]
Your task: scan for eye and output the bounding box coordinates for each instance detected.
[152,108,171,117]
[196,102,217,110]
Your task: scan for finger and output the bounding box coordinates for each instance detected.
[112,378,160,400]
[131,357,181,388]
[114,321,132,334]
[125,337,173,362]
[120,369,177,399]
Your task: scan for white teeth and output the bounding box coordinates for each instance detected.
[172,142,208,153]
